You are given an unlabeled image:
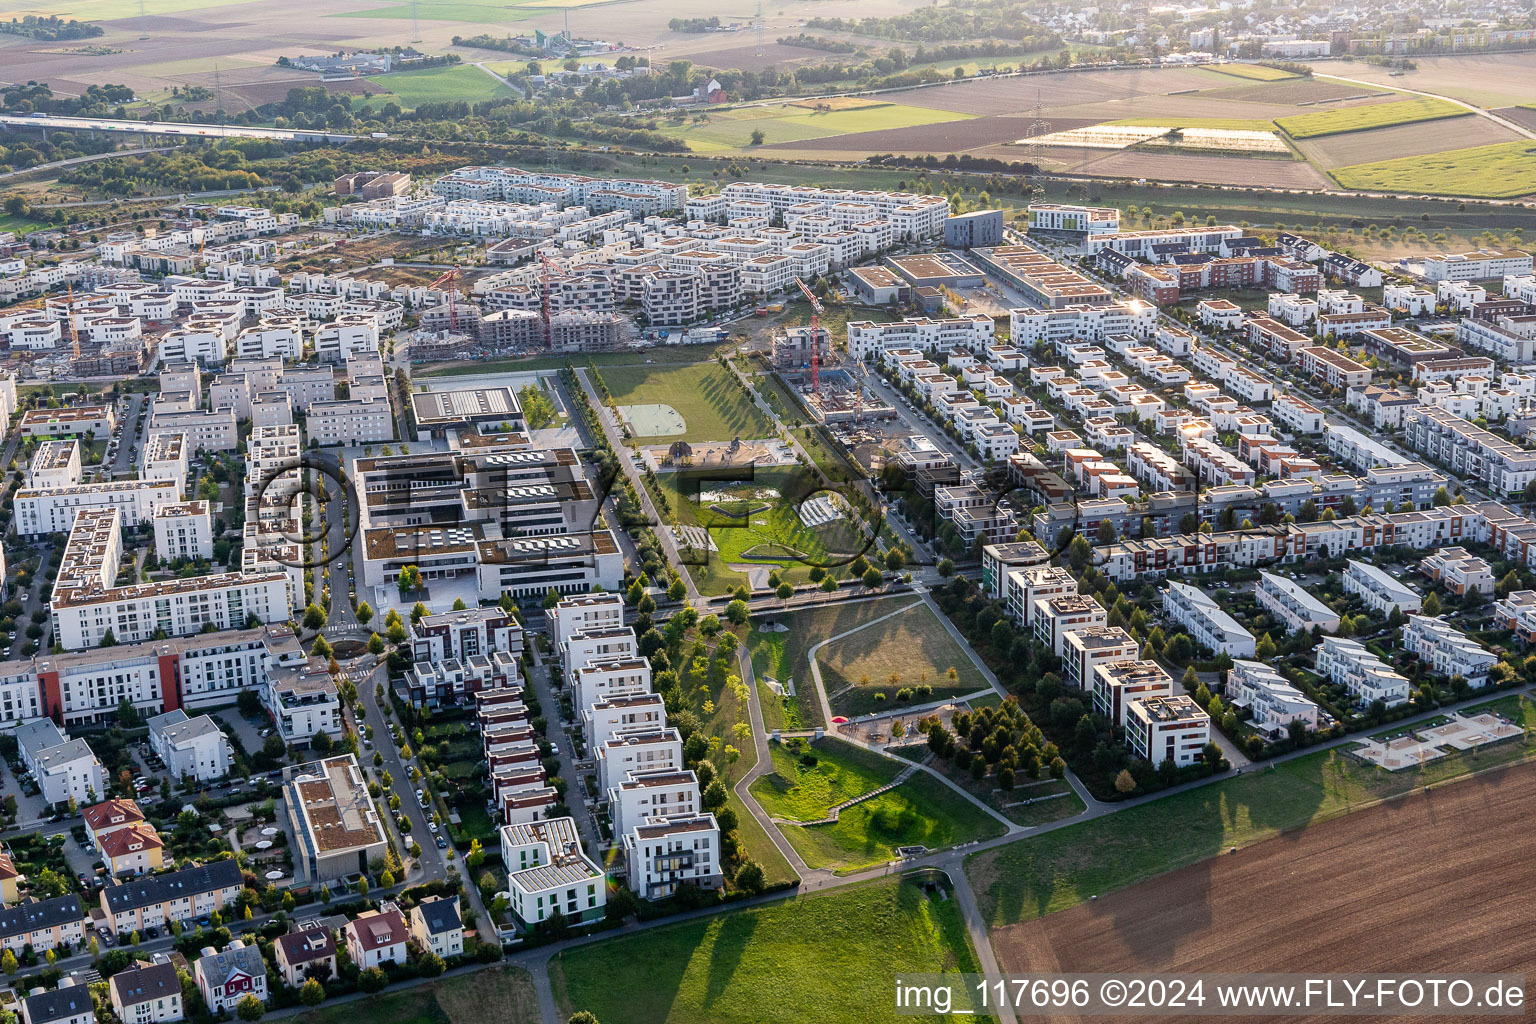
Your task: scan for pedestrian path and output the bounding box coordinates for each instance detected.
[770,762,922,826]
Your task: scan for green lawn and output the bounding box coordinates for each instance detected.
[893,744,1086,828]
[290,966,537,1024]
[778,768,1007,873]
[598,360,773,443]
[816,601,990,717]
[1202,63,1299,82]
[658,101,971,153]
[966,693,1536,929]
[549,878,992,1024]
[361,64,516,108]
[1331,140,1536,198]
[750,737,902,821]
[746,599,922,729]
[1276,95,1469,138]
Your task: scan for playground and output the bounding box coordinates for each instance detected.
[1352,710,1522,770]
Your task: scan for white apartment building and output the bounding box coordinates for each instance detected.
[548,592,625,648]
[1161,582,1256,657]
[305,396,394,446]
[1342,560,1422,616]
[16,478,180,537]
[27,440,81,489]
[623,813,722,900]
[596,728,683,794]
[1032,595,1108,657]
[1315,635,1411,707]
[1420,546,1494,596]
[147,407,238,453]
[1005,565,1078,627]
[1256,571,1341,634]
[158,330,226,366]
[1062,626,1139,692]
[572,657,651,711]
[1125,694,1211,768]
[146,709,231,782]
[1227,660,1324,740]
[1422,248,1532,282]
[1092,659,1173,727]
[153,502,214,562]
[847,314,995,360]
[608,768,700,839]
[499,817,607,929]
[1402,615,1498,686]
[16,720,108,805]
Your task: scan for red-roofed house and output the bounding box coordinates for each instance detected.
[82,799,145,845]
[0,852,21,906]
[343,905,408,969]
[99,822,165,876]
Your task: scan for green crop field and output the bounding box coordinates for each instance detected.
[658,101,971,153]
[0,0,233,18]
[1276,95,1469,138]
[816,601,989,717]
[598,360,773,443]
[334,0,541,22]
[1108,116,1280,131]
[1202,63,1299,82]
[967,693,1536,929]
[360,64,516,107]
[550,878,992,1023]
[1331,140,1536,198]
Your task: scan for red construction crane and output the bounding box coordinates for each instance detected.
[794,275,822,393]
[538,252,560,350]
[428,266,461,331]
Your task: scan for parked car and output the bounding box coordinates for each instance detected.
[435,836,448,850]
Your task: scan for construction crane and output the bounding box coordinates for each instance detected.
[794,275,822,393]
[538,252,560,350]
[66,283,80,360]
[428,266,461,331]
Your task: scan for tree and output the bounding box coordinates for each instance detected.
[397,565,422,595]
[734,860,765,894]
[861,567,883,589]
[358,967,387,993]
[668,578,687,601]
[1,949,15,976]
[724,599,749,625]
[368,632,386,656]
[300,979,325,1007]
[1114,769,1136,793]
[411,602,429,624]
[568,1014,602,1024]
[749,128,765,145]
[356,601,374,625]
[775,582,793,605]
[303,603,327,630]
[101,628,118,647]
[702,779,728,809]
[1255,633,1278,660]
[1422,591,1443,617]
[311,635,332,660]
[937,558,955,577]
[418,951,446,978]
[820,576,837,595]
[237,996,265,1022]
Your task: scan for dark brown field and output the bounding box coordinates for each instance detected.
[991,759,1536,1024]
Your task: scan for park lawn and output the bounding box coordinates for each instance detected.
[1276,95,1468,138]
[1330,140,1536,199]
[362,65,516,108]
[334,0,540,22]
[1108,115,1279,130]
[817,601,991,717]
[1202,63,1299,82]
[966,693,1536,929]
[780,768,1007,872]
[549,878,991,1024]
[894,745,1087,828]
[598,360,773,443]
[749,736,903,821]
[290,966,537,1024]
[658,102,970,152]
[421,342,736,376]
[746,598,922,729]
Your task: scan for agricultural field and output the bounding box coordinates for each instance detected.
[596,359,774,444]
[1276,94,1469,138]
[335,0,542,23]
[815,600,991,717]
[991,756,1536,983]
[1331,140,1536,198]
[1305,52,1536,108]
[657,100,971,153]
[360,64,515,108]
[1294,114,1519,170]
[746,598,923,731]
[548,878,991,1024]
[1201,62,1300,82]
[967,693,1536,930]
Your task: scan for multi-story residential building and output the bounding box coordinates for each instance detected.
[1494,589,1536,642]
[1315,635,1411,707]
[16,720,107,805]
[1227,660,1324,740]
[1403,405,1536,496]
[99,821,165,876]
[21,979,94,1024]
[409,895,464,959]
[344,906,409,969]
[499,817,606,930]
[1256,571,1341,634]
[16,478,180,537]
[109,961,184,1024]
[623,813,723,900]
[1092,659,1173,727]
[1342,560,1422,616]
[1027,204,1119,238]
[82,798,146,846]
[608,769,700,839]
[1419,547,1494,595]
[1161,582,1256,657]
[100,859,244,935]
[1062,626,1139,691]
[0,895,86,955]
[1125,694,1211,768]
[305,396,394,446]
[262,661,341,743]
[152,502,213,562]
[146,710,231,782]
[572,657,651,711]
[1298,346,1372,389]
[1031,595,1108,657]
[273,923,337,988]
[1402,615,1498,686]
[194,941,267,1015]
[1422,248,1532,282]
[282,756,389,884]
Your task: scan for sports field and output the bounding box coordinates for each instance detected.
[1331,140,1536,198]
[548,878,990,1023]
[1276,94,1469,138]
[361,64,515,107]
[816,600,990,717]
[597,360,773,443]
[657,101,972,153]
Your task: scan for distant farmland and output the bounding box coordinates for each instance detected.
[1277,94,1469,138]
[1331,140,1536,198]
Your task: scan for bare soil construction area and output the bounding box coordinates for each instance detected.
[992,759,1536,1023]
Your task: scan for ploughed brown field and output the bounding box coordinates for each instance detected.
[991,759,1536,1024]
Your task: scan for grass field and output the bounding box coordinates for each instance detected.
[966,693,1536,929]
[816,601,990,717]
[361,65,516,108]
[549,878,990,1023]
[291,966,537,1024]
[1203,63,1299,82]
[750,737,901,821]
[1330,140,1536,198]
[1276,95,1469,138]
[598,360,773,443]
[0,0,233,17]
[334,0,540,22]
[773,761,1007,872]
[894,744,1087,828]
[658,101,971,153]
